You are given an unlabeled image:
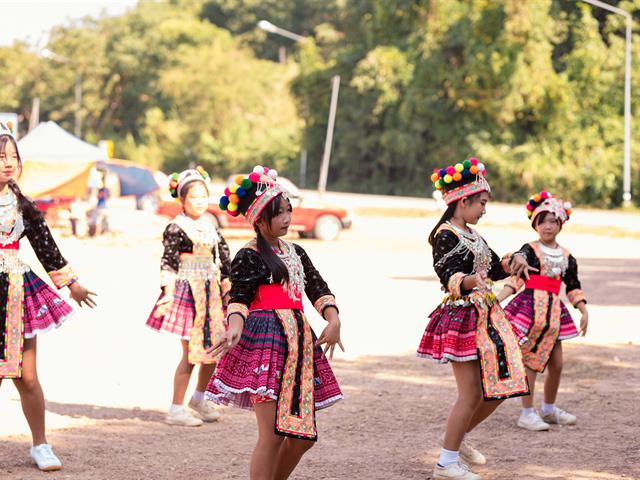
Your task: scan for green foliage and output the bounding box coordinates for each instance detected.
[1,0,640,206]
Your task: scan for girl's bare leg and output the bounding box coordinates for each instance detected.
[12,337,47,445]
[250,402,284,480]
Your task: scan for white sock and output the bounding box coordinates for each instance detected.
[191,390,205,402]
[522,407,535,417]
[438,448,459,467]
[541,402,556,415]
[169,404,183,414]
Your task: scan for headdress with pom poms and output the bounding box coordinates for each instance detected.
[218,165,287,225]
[168,166,211,198]
[526,191,572,225]
[430,156,491,205]
[0,121,14,138]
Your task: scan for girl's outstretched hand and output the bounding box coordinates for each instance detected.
[579,310,589,337]
[316,318,345,360]
[69,282,97,308]
[511,255,538,280]
[206,314,243,358]
[153,288,173,318]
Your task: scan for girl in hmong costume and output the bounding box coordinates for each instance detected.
[497,192,588,432]
[418,158,534,480]
[146,167,231,427]
[206,166,343,480]
[0,122,97,471]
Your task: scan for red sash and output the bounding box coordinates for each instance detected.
[0,241,18,250]
[525,275,561,295]
[250,285,304,311]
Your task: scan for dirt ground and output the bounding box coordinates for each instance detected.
[1,343,638,480]
[1,203,640,479]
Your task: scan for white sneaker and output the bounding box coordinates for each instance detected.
[165,408,203,427]
[30,444,62,471]
[188,398,221,422]
[459,439,486,465]
[541,407,576,425]
[433,461,481,479]
[517,411,550,431]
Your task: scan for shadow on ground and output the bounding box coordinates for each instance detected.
[1,344,638,480]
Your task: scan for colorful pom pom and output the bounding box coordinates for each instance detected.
[540,191,549,200]
[219,196,229,207]
[463,160,472,169]
[439,168,447,178]
[566,208,572,216]
[533,194,541,203]
[454,163,463,173]
[228,194,239,204]
[469,157,479,166]
[267,169,278,179]
[564,201,572,210]
[469,165,478,175]
[477,162,485,172]
[241,178,253,190]
[430,172,439,183]
[462,169,471,178]
[526,203,534,211]
[253,165,265,174]
[227,202,238,212]
[228,183,239,194]
[444,174,453,184]
[249,172,261,183]
[452,172,462,182]
[235,175,244,185]
[446,166,455,176]
[236,187,246,197]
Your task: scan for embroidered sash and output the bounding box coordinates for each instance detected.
[521,288,561,373]
[0,273,25,378]
[520,242,568,372]
[473,291,529,400]
[274,309,316,440]
[182,250,226,365]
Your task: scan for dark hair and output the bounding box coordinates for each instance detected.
[532,211,562,230]
[428,192,486,245]
[0,135,41,220]
[254,194,290,284]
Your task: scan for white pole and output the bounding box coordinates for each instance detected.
[318,75,340,194]
[579,0,633,204]
[623,16,632,204]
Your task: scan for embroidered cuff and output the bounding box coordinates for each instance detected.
[221,278,232,298]
[506,275,525,293]
[160,270,177,288]
[313,294,338,317]
[48,264,78,289]
[567,289,587,308]
[227,302,249,321]
[501,253,513,273]
[447,272,466,297]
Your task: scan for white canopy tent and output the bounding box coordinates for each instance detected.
[17,121,108,198]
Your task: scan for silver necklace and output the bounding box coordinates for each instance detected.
[276,240,306,301]
[538,241,567,277]
[444,222,491,274]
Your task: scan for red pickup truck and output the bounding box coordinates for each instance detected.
[157,176,352,241]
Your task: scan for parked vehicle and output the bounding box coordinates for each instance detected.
[157,176,352,241]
